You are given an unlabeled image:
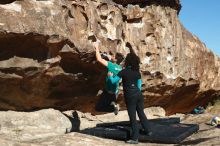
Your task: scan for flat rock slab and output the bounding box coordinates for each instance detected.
[81,118,199,144]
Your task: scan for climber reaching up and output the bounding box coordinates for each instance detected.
[93,41,122,115]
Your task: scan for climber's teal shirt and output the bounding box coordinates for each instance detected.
[105,61,122,94]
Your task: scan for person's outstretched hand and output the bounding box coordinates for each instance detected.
[93,40,101,49]
[93,42,99,49]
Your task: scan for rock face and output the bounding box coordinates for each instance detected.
[0,0,219,114]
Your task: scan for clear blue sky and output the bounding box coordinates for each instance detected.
[179,0,220,57]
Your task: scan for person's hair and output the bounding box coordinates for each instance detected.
[108,52,124,64]
[125,53,140,71]
[109,52,116,63]
[115,53,124,64]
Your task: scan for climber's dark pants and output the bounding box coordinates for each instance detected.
[125,91,150,140]
[95,90,116,112]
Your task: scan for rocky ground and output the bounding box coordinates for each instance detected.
[0,107,219,146]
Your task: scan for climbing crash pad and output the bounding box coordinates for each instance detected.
[80,118,199,144]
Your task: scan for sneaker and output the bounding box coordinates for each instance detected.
[111,102,120,115]
[126,139,138,144]
[114,104,120,115]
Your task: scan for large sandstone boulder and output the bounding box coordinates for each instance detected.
[0,109,72,141]
[0,0,219,114]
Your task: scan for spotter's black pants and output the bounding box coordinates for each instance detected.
[125,91,150,140]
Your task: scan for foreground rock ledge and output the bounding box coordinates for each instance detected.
[0,109,72,141]
[0,108,219,146]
